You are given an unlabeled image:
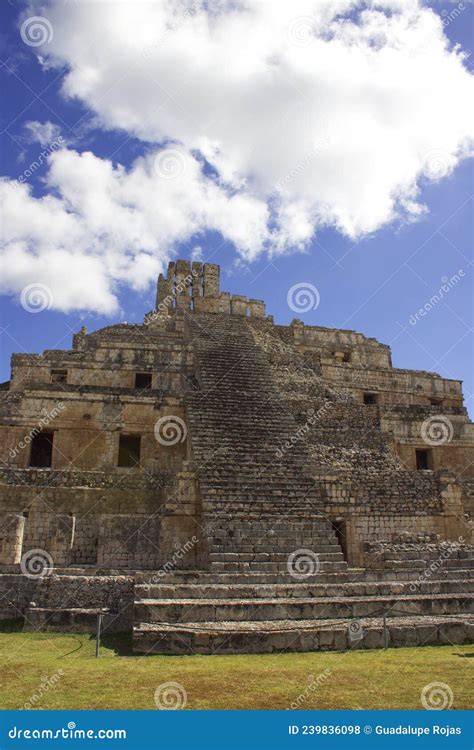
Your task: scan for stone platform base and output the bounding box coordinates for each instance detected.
[1,557,473,655]
[23,607,127,634]
[133,615,474,655]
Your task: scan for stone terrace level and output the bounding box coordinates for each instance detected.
[0,260,472,653]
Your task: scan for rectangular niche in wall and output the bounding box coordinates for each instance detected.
[416,448,432,471]
[29,432,54,468]
[51,369,67,383]
[118,434,141,468]
[134,372,152,389]
[363,392,378,405]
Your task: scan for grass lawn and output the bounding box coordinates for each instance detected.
[0,631,471,710]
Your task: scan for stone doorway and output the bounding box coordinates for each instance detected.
[331,517,348,561]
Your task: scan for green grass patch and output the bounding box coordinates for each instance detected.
[0,633,471,710]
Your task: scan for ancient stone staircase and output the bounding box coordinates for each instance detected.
[184,313,339,567]
[132,560,474,654]
[206,517,346,573]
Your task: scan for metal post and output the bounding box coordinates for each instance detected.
[383,610,388,649]
[95,612,102,658]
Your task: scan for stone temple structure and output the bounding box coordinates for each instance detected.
[0,260,472,653]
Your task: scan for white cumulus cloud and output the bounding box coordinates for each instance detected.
[2,0,473,312]
[23,120,63,147]
[0,147,269,312]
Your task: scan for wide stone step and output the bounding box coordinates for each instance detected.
[209,560,348,573]
[135,577,474,600]
[133,615,474,654]
[208,551,344,563]
[136,566,474,586]
[208,536,339,546]
[381,549,473,562]
[134,593,473,624]
[208,533,339,542]
[207,544,341,555]
[205,524,335,534]
[205,524,334,537]
[382,557,474,570]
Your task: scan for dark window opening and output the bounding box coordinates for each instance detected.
[51,369,67,384]
[416,448,432,471]
[29,432,54,468]
[134,372,152,389]
[118,434,141,468]
[333,351,351,363]
[430,398,443,406]
[331,518,348,561]
[363,392,378,405]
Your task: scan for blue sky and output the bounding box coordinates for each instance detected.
[0,1,472,414]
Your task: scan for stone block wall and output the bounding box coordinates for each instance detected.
[361,535,471,571]
[70,518,99,565]
[0,574,36,621]
[0,389,188,473]
[320,361,463,407]
[0,456,199,570]
[344,513,469,567]
[0,573,134,632]
[22,512,75,567]
[318,469,470,565]
[97,515,161,569]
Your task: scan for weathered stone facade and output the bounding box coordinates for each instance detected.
[0,260,472,653]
